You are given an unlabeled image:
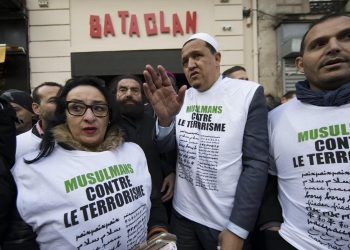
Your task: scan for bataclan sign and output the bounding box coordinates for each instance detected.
[89,10,197,38]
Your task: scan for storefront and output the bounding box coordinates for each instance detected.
[7,1,347,96]
[27,0,254,89]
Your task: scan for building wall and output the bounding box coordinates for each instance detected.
[256,0,279,96]
[257,0,350,97]
[27,0,71,88]
[26,0,256,89]
[257,0,309,97]
[24,0,350,93]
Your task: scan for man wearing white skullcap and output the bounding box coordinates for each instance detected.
[185,32,219,51]
[143,32,268,249]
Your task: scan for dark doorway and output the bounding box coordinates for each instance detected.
[0,0,29,93]
[71,49,189,89]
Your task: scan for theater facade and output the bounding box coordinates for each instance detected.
[26,0,255,90]
[4,0,347,96]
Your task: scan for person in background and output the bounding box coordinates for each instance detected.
[280,90,296,104]
[222,65,249,80]
[32,82,63,134]
[265,94,280,111]
[11,76,162,249]
[2,82,63,250]
[110,74,174,229]
[0,97,17,244]
[143,32,269,250]
[262,13,350,249]
[1,89,35,135]
[16,82,62,159]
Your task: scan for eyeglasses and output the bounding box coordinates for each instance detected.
[66,101,109,117]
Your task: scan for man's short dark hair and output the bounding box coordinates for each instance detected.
[300,13,350,56]
[110,75,143,94]
[32,82,62,104]
[222,66,246,77]
[109,75,145,102]
[265,94,280,111]
[203,41,217,54]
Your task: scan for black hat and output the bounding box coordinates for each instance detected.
[1,89,33,113]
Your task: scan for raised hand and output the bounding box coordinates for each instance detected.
[143,64,187,126]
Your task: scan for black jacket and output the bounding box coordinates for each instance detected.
[0,97,17,240]
[0,97,39,250]
[121,110,174,190]
[120,106,175,230]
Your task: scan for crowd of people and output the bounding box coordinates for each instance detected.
[0,13,349,250]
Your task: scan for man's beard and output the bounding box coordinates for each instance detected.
[41,109,56,123]
[119,99,144,119]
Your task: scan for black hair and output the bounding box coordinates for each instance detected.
[204,41,217,54]
[265,94,281,111]
[32,82,63,104]
[25,76,121,164]
[109,74,145,103]
[300,13,350,55]
[222,66,246,77]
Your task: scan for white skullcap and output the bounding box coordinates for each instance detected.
[184,32,219,51]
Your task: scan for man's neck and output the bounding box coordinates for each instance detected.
[309,79,350,91]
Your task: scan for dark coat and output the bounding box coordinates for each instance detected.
[0,97,17,240]
[121,108,174,190]
[120,106,175,229]
[0,97,39,250]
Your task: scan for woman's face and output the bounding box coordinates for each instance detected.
[65,85,109,150]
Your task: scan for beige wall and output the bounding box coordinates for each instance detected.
[27,0,254,89]
[256,0,279,96]
[257,0,350,97]
[27,0,71,88]
[257,0,315,97]
[71,0,213,52]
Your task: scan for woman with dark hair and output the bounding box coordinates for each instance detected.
[11,76,155,249]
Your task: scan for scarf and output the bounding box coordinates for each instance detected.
[296,80,350,106]
[52,124,124,152]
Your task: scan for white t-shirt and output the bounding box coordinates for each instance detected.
[15,128,41,160]
[173,77,259,231]
[12,142,152,250]
[269,99,350,250]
